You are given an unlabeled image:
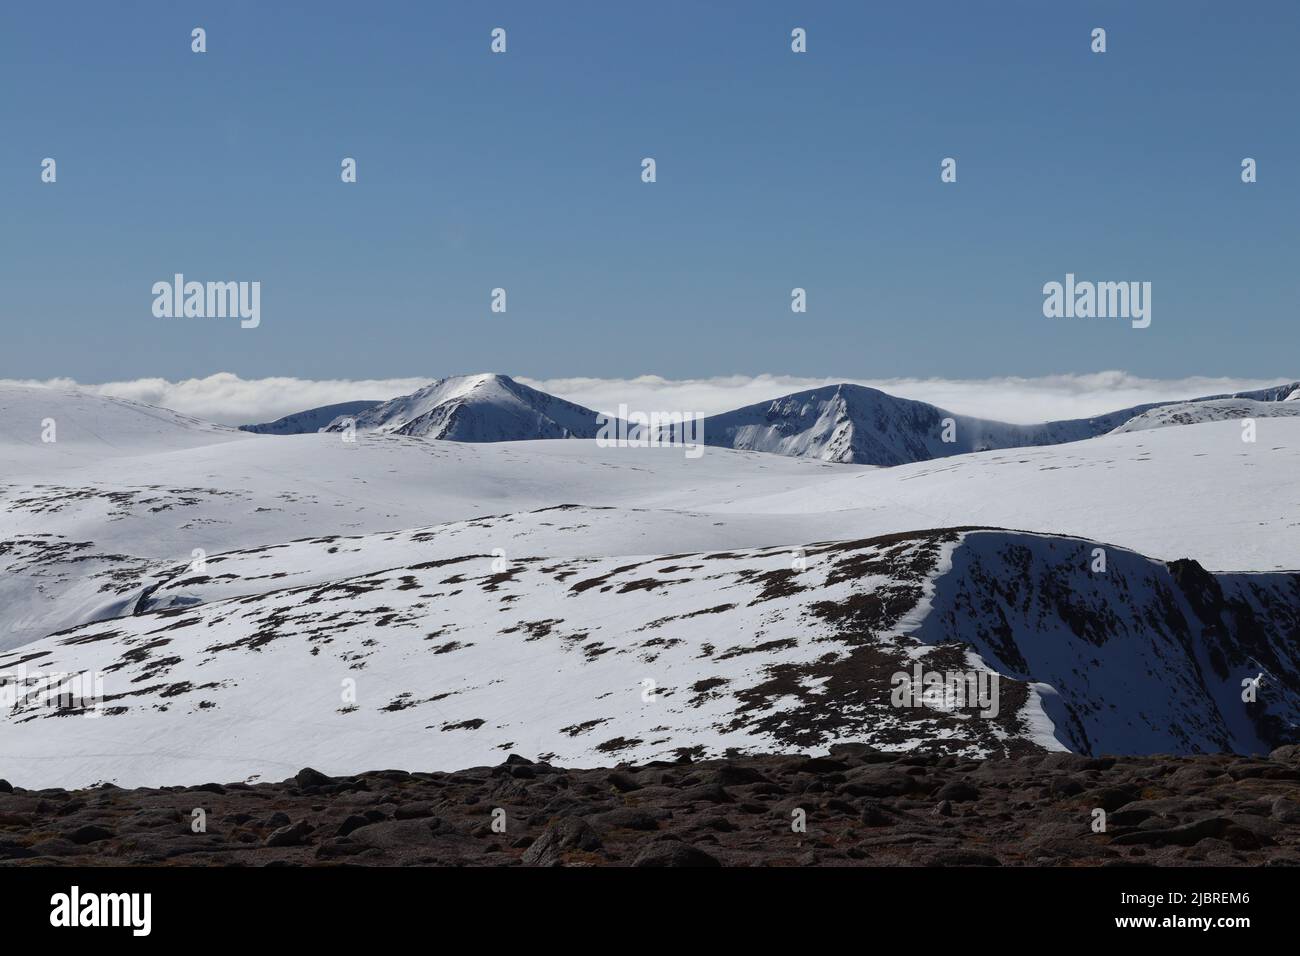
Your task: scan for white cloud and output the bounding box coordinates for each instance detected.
[0,373,431,426]
[0,371,1289,426]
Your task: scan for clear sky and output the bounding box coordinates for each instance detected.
[2,1,1296,385]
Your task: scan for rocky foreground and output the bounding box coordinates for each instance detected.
[3,746,1300,866]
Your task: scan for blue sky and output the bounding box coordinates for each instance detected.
[1,1,1296,385]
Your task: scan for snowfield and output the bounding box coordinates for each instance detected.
[4,529,1296,789]
[1,382,1298,787]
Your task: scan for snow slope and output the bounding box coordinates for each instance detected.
[3,529,1295,788]
[239,400,382,435]
[708,417,1300,573]
[0,384,242,469]
[321,373,612,441]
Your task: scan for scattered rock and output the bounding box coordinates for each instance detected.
[522,816,602,866]
[2,752,1297,866]
[590,808,661,832]
[66,824,114,845]
[1110,817,1261,849]
[1269,745,1300,764]
[1271,797,1300,824]
[917,849,1002,867]
[1048,776,1086,797]
[632,838,721,868]
[348,818,452,849]
[606,772,641,793]
[1040,754,1113,772]
[676,783,733,805]
[841,767,917,797]
[860,802,892,827]
[795,757,849,775]
[336,814,369,837]
[295,768,333,790]
[935,780,979,802]
[0,840,36,859]
[828,743,877,759]
[265,821,312,847]
[1080,787,1137,812]
[712,765,767,786]
[316,838,368,859]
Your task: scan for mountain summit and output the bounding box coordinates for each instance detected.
[671,383,1110,465]
[677,381,1300,466]
[322,373,608,441]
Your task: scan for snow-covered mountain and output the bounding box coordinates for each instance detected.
[239,400,382,435]
[3,527,1296,788]
[254,374,1300,466]
[1109,397,1300,433]
[321,373,611,441]
[4,383,1300,787]
[660,383,1102,465]
[666,381,1300,466]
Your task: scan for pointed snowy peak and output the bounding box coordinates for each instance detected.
[321,373,611,441]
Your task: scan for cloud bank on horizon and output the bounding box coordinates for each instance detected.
[1,372,1289,429]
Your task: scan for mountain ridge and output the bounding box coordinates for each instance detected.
[320,373,613,442]
[264,372,1300,466]
[665,380,1300,465]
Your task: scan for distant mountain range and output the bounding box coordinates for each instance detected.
[243,374,1300,466]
